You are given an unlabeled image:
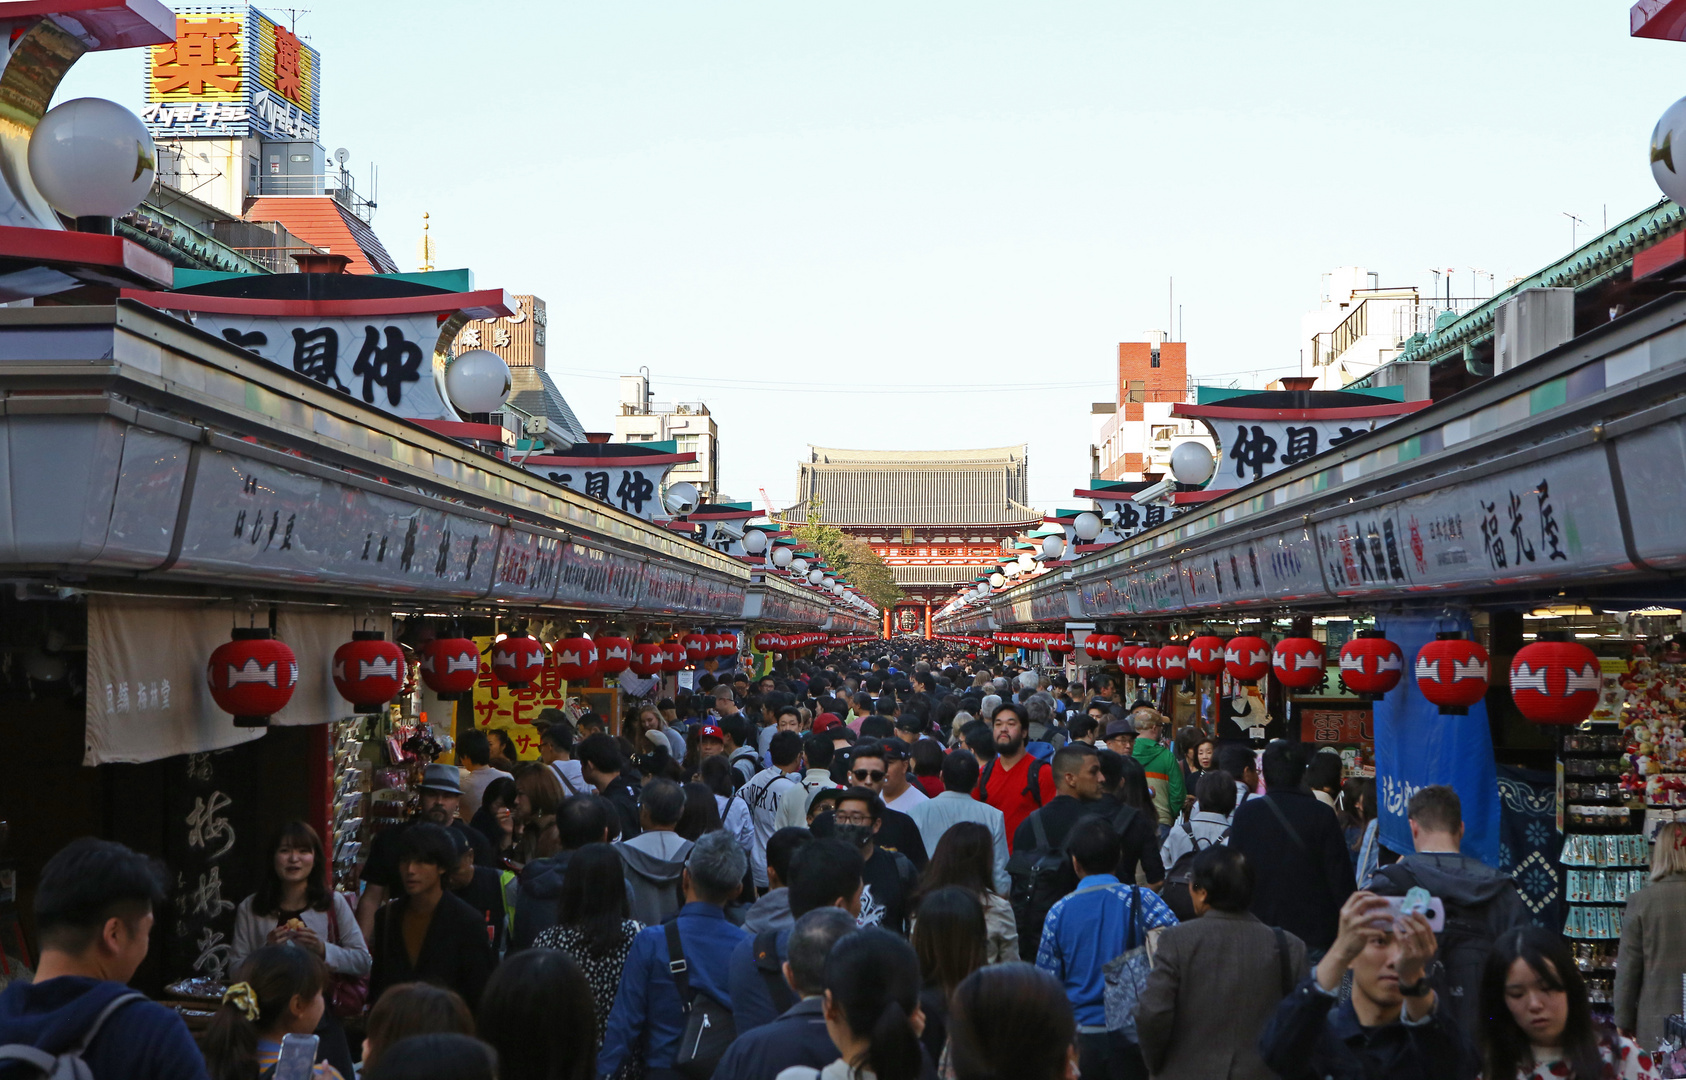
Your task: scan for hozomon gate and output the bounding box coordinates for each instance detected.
[788,446,1042,638]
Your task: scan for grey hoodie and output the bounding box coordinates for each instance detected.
[617,831,694,926]
[742,886,793,935]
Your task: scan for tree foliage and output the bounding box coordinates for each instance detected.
[789,503,904,610]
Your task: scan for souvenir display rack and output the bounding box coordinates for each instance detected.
[328,719,365,893]
[1560,722,1644,1008]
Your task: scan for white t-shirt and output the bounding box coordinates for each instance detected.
[551,758,587,797]
[884,783,929,813]
[459,764,513,821]
[742,766,798,888]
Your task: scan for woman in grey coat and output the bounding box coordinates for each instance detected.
[1615,821,1686,1049]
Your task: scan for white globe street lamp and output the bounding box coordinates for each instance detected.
[28,98,156,219]
[1042,535,1066,560]
[1074,512,1103,541]
[772,547,793,569]
[1169,441,1217,486]
[743,530,767,555]
[445,349,513,414]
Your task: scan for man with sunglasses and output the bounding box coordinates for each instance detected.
[838,740,927,871]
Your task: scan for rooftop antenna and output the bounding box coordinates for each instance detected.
[274,7,309,32]
[1563,211,1585,249]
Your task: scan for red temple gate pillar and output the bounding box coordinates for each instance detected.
[923,603,932,639]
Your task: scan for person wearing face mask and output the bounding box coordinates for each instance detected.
[838,740,928,871]
[1480,926,1662,1080]
[832,788,919,936]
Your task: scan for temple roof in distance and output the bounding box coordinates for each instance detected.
[792,444,1040,527]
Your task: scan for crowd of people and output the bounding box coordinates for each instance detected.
[0,643,1684,1080]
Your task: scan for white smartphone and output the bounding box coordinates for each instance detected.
[1380,895,1445,932]
[272,1033,318,1080]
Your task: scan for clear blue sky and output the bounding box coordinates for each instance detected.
[59,1,1679,510]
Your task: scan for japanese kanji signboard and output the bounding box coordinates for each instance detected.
[1299,705,1374,746]
[142,5,321,140]
[470,635,561,762]
[1171,396,1429,491]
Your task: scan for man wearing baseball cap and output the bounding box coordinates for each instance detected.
[355,762,493,939]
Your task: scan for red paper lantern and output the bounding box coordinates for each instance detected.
[660,640,688,673]
[419,636,479,696]
[1115,643,1141,670]
[1047,637,1074,656]
[1156,645,1188,680]
[753,632,776,651]
[629,642,664,677]
[711,633,737,658]
[1186,635,1226,677]
[490,631,547,689]
[1225,635,1271,681]
[596,635,632,675]
[554,636,598,682]
[1414,635,1490,714]
[1272,637,1325,690]
[1510,640,1602,725]
[1086,633,1121,661]
[207,628,298,727]
[1338,632,1403,696]
[681,631,710,658]
[333,631,406,713]
[1133,647,1160,678]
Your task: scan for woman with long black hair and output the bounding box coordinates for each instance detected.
[910,886,987,1072]
[917,823,1017,964]
[1480,925,1662,1080]
[776,927,928,1080]
[229,821,366,1077]
[530,842,642,1075]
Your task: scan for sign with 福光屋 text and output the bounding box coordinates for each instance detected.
[142,4,321,140]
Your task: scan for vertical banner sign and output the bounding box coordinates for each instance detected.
[1374,614,1500,867]
[469,636,559,761]
[164,746,258,983]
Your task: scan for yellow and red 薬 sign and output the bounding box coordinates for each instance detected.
[142,5,320,141]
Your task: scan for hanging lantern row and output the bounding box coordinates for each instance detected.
[940,619,1603,728]
[991,631,1075,653]
[752,632,829,652]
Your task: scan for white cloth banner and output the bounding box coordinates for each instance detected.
[85,596,392,765]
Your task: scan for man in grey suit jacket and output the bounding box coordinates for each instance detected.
[1135,846,1308,1080]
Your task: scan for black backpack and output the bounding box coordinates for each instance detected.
[1006,809,1072,961]
[1161,817,1230,921]
[753,929,798,1016]
[1370,863,1496,1038]
[975,756,1046,809]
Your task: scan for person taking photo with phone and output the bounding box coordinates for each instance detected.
[1259,890,1475,1080]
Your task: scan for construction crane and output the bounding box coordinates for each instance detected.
[758,488,778,519]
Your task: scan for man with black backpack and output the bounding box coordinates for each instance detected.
[1008,742,1105,959]
[598,831,750,1080]
[0,838,207,1080]
[726,838,865,1033]
[1366,784,1528,1042]
[976,702,1058,852]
